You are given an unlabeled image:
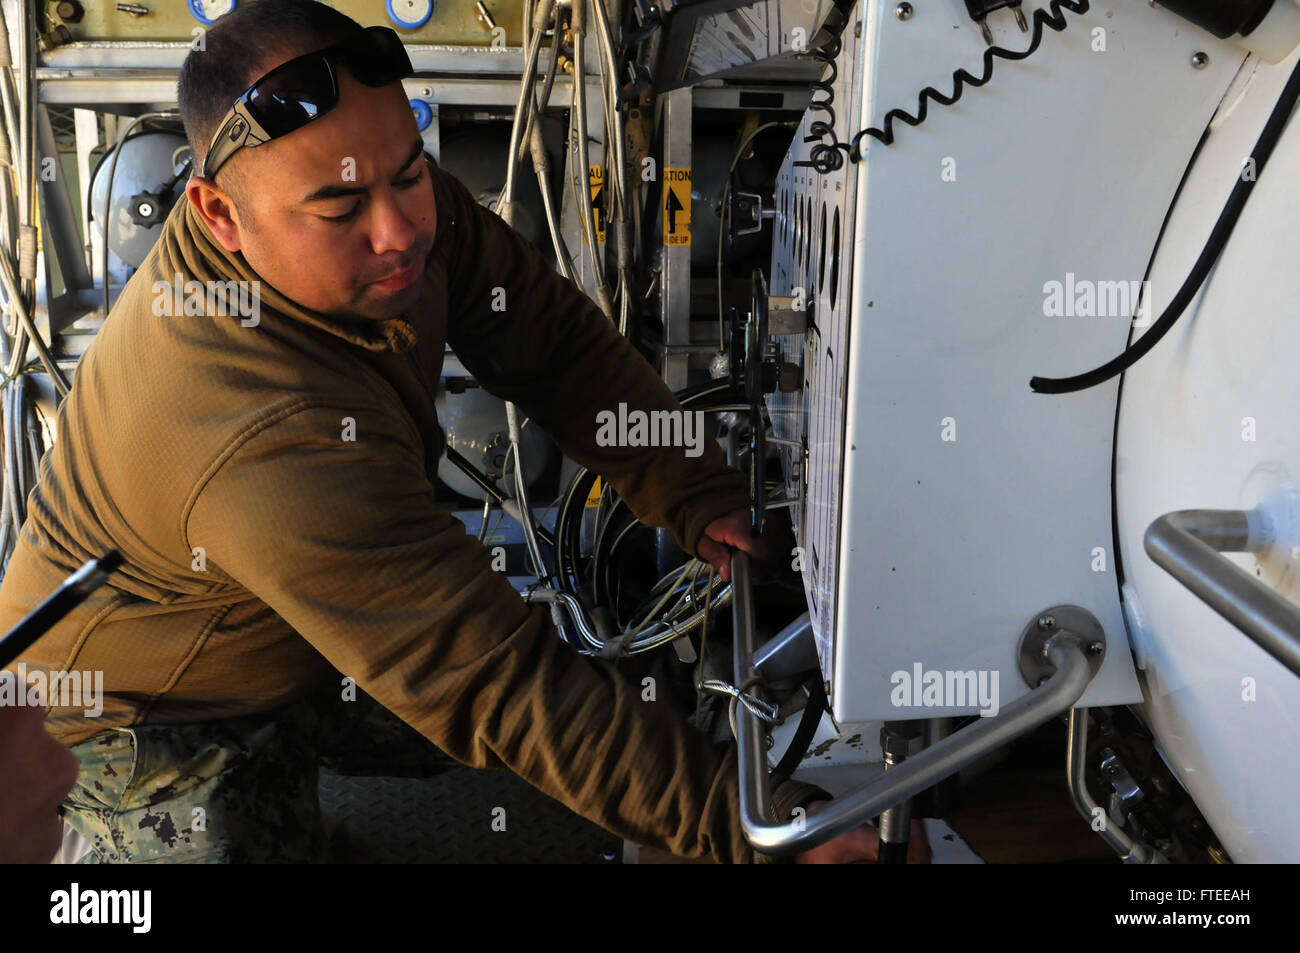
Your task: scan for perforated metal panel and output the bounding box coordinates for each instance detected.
[767,15,862,675]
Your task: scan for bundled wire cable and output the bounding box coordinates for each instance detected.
[549,380,748,656]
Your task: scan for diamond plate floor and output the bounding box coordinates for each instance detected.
[319,768,623,864]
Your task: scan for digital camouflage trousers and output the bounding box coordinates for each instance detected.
[61,689,455,863]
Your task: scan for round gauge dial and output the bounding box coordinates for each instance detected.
[386,0,433,30]
[187,0,236,26]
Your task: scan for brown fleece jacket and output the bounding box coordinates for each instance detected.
[0,158,782,862]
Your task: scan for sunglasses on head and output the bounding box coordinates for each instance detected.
[201,25,414,181]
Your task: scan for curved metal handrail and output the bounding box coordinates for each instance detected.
[1144,509,1300,678]
[730,548,1098,855]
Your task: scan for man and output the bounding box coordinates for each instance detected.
[0,0,890,864]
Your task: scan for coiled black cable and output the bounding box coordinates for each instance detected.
[795,29,850,174]
[804,0,1090,171]
[849,0,1090,157]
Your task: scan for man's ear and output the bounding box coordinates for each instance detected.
[184,176,244,252]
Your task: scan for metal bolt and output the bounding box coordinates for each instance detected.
[765,734,775,749]
[137,202,153,218]
[1088,641,1104,656]
[895,2,913,19]
[1191,51,1209,69]
[1037,615,1055,630]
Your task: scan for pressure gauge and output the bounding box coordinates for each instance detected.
[386,0,433,30]
[187,0,236,26]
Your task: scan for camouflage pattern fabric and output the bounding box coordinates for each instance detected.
[59,689,458,863]
[61,699,325,863]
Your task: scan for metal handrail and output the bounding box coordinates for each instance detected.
[730,547,1098,855]
[1066,709,1160,863]
[1144,509,1300,678]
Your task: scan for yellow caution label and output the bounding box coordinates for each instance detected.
[663,167,691,247]
[585,476,603,508]
[582,165,606,245]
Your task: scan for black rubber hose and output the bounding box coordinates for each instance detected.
[771,674,828,784]
[1030,55,1300,394]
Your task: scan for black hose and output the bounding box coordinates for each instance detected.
[1030,55,1300,394]
[771,675,827,784]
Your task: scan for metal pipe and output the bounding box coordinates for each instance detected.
[0,238,70,394]
[877,726,915,864]
[568,0,614,322]
[515,5,562,169]
[730,548,1097,855]
[1145,508,1300,678]
[530,117,575,282]
[752,611,818,680]
[588,0,624,213]
[3,383,23,532]
[1066,708,1160,863]
[500,0,555,227]
[506,400,548,583]
[589,0,631,335]
[523,586,601,650]
[17,0,37,342]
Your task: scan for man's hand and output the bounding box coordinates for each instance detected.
[793,801,933,863]
[0,702,79,864]
[697,507,771,582]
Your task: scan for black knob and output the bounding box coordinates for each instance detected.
[127,189,168,228]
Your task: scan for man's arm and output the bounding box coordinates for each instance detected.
[432,166,749,559]
[186,402,762,863]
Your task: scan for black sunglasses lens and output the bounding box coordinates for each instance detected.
[247,58,336,135]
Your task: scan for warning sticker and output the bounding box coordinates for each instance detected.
[582,165,605,245]
[585,476,603,508]
[663,167,691,247]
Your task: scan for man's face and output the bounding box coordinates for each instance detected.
[187,66,436,321]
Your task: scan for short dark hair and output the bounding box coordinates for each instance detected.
[177,0,363,178]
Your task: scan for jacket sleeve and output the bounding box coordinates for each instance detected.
[185,400,766,863]
[433,166,749,559]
